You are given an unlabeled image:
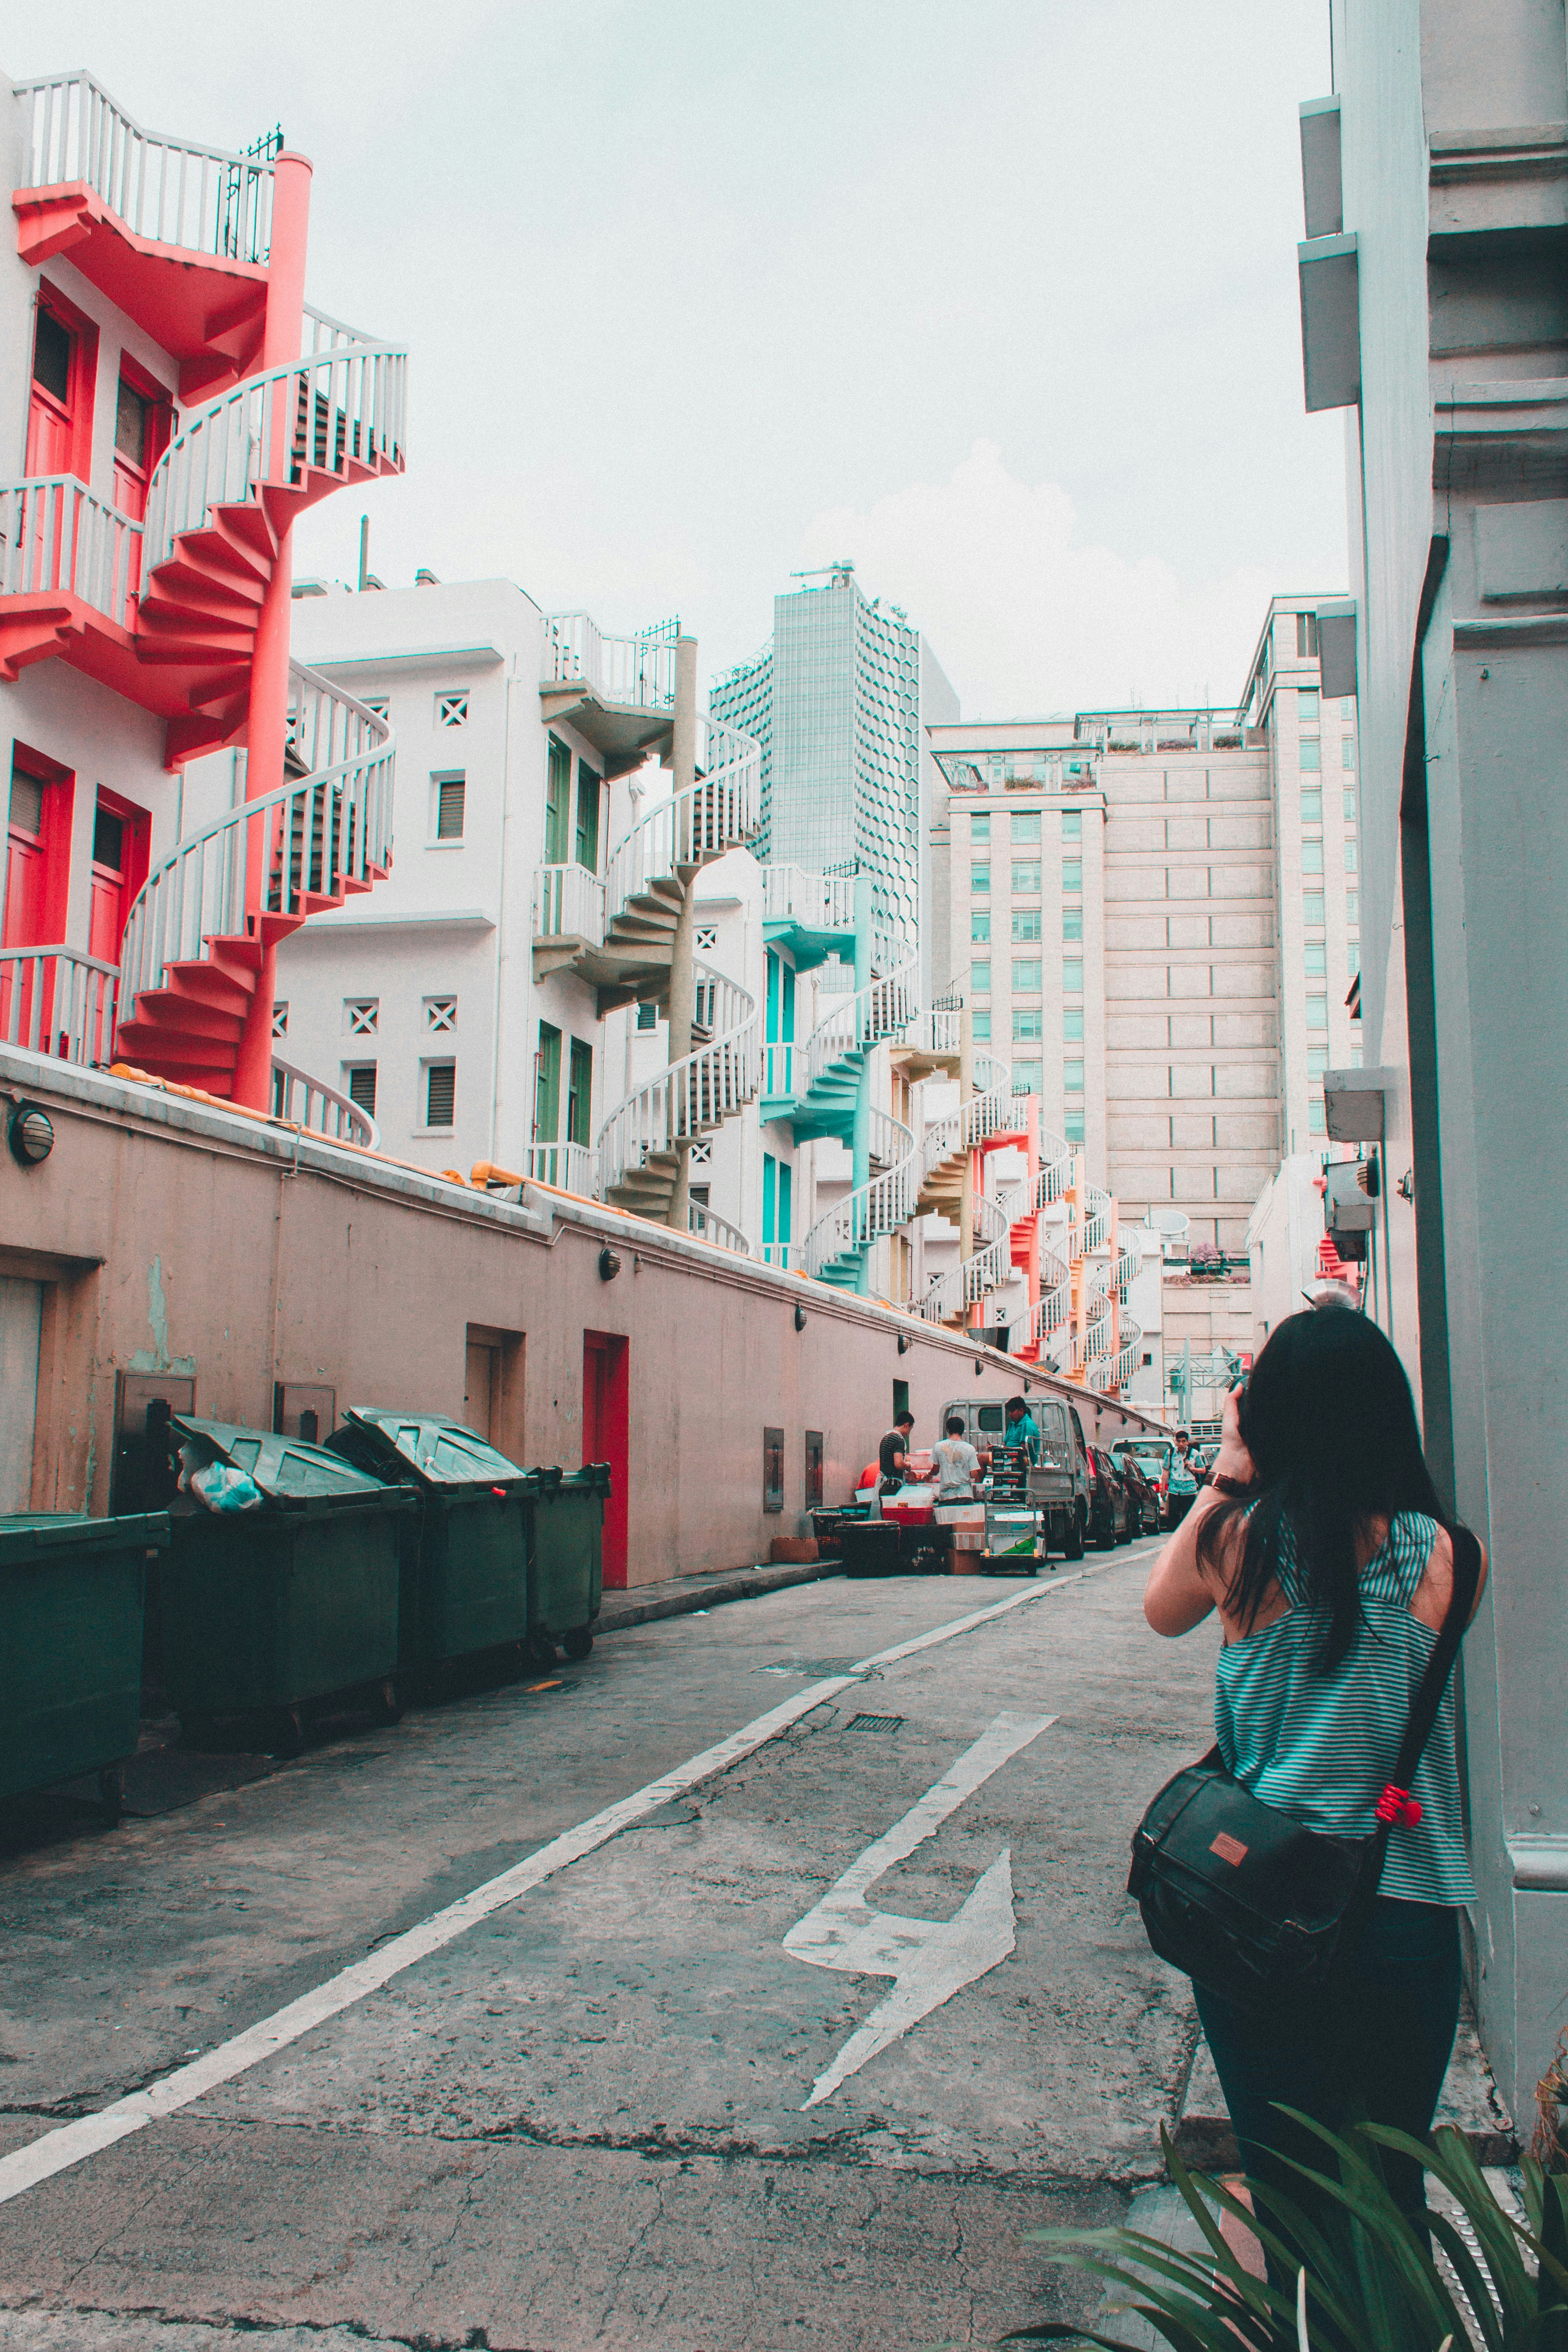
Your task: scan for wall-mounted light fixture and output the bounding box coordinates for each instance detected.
[974,1354,985,1376]
[794,1303,807,1331]
[598,1245,621,1281]
[897,1333,910,1355]
[8,1101,54,1167]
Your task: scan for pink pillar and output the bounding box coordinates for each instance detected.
[233,153,312,1111]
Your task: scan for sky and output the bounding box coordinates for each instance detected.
[15,1,1345,716]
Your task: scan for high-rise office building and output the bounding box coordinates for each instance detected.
[712,565,957,978]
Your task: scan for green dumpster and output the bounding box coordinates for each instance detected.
[0,1511,169,1823]
[326,1409,532,1693]
[162,1417,415,1754]
[524,1463,608,1664]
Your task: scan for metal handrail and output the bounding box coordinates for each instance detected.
[917,1192,1012,1323]
[689,1199,752,1256]
[141,338,407,577]
[805,953,918,1093]
[119,663,393,1014]
[801,1108,918,1279]
[518,1140,598,1196]
[270,1055,379,1150]
[1089,1311,1142,1396]
[599,713,760,944]
[532,862,606,948]
[0,944,118,1065]
[540,612,680,710]
[15,71,277,264]
[0,475,141,622]
[596,957,761,1203]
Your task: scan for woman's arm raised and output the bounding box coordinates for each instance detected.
[1143,1389,1254,1637]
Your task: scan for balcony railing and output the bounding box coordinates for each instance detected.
[540,612,680,712]
[270,1057,379,1151]
[761,1241,794,1270]
[533,862,606,949]
[0,946,118,1066]
[0,477,140,626]
[763,1041,799,1101]
[760,865,855,934]
[689,1200,751,1256]
[15,72,276,265]
[519,1141,598,1197]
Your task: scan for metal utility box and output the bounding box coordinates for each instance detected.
[0,1511,170,1821]
[524,1464,608,1663]
[328,1410,531,1689]
[162,1417,414,1751]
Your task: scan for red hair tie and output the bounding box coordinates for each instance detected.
[1376,1784,1423,1828]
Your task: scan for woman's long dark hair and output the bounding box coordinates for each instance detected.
[1195,1301,1452,1671]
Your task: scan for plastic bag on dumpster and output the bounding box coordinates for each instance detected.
[180,1450,264,1514]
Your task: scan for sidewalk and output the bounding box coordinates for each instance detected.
[597,1555,843,1633]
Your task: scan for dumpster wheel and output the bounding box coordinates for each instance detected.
[270,1704,308,1759]
[98,1763,124,1828]
[562,1627,593,1662]
[369,1676,405,1727]
[527,1632,558,1672]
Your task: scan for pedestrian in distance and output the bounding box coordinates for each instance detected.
[1002,1394,1041,1465]
[931,1414,986,1502]
[1140,1301,1487,2264]
[877,1410,917,1497]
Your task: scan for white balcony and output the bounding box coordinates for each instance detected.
[533,862,606,953]
[519,1141,598,1197]
[539,612,681,768]
[760,865,855,935]
[0,946,118,1066]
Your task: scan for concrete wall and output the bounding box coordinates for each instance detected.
[0,1050,1162,1587]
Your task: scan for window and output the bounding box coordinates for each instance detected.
[1064,1060,1085,1091]
[544,735,571,864]
[636,1001,658,1031]
[1303,942,1326,976]
[347,1064,377,1115]
[689,1140,712,1166]
[1061,860,1083,893]
[1301,839,1324,873]
[346,997,378,1034]
[970,813,990,843]
[971,863,991,895]
[1298,688,1319,719]
[1010,810,1040,843]
[1011,907,1041,942]
[1306,995,1328,1031]
[1308,1098,1327,1135]
[695,925,718,954]
[970,961,991,995]
[1345,892,1358,925]
[272,1002,288,1037]
[575,761,602,872]
[1344,840,1358,872]
[1064,1108,1085,1143]
[971,909,991,943]
[1013,1006,1043,1041]
[805,1431,824,1509]
[425,1061,456,1128]
[1061,810,1082,842]
[1298,739,1321,772]
[435,774,465,839]
[424,995,457,1032]
[973,1009,991,1040]
[1303,892,1325,924]
[1011,861,1042,893]
[1343,789,1358,822]
[1062,957,1083,993]
[1307,1046,1328,1077]
[763,1427,785,1514]
[1300,791,1322,823]
[1011,1059,1042,1095]
[1063,909,1083,941]
[435,690,468,728]
[534,1021,561,1139]
[1012,958,1041,992]
[33,305,73,402]
[1296,612,1319,657]
[1343,738,1357,770]
[1348,942,1361,975]
[1063,1005,1084,1042]
[567,1037,593,1143]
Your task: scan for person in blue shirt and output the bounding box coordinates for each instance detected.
[1003,1395,1040,1464]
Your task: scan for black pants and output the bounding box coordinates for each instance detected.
[1194,1899,1462,2263]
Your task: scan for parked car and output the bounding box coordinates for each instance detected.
[1112,1436,1179,1529]
[1117,1453,1159,1538]
[1087,1447,1135,1549]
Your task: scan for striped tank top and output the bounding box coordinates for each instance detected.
[1214,1510,1473,1905]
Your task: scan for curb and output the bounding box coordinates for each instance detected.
[597,1559,844,1634]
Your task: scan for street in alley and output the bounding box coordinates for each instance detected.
[0,1545,1214,2352]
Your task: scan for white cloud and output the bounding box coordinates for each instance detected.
[799,441,1333,719]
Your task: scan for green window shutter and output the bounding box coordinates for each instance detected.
[544,738,571,865]
[575,761,601,871]
[778,1158,792,1247]
[534,1021,561,1140]
[567,1038,593,1143]
[762,1152,777,1249]
[765,950,780,1044]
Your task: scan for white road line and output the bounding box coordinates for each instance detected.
[0,1555,1127,2209]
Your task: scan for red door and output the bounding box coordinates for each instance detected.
[112,369,172,618]
[86,793,148,968]
[582,1331,629,1589]
[2,769,49,1047]
[25,305,75,476]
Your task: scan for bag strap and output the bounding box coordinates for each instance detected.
[1372,1524,1481,1830]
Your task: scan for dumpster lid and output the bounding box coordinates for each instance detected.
[335,1408,526,1490]
[170,1416,398,1508]
[0,1510,172,1563]
[520,1460,612,1499]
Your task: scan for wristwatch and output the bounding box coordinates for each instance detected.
[1208,1471,1256,1499]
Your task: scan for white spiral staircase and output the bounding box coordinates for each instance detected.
[797,953,924,1286]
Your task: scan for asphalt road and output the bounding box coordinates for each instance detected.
[0,1539,1217,2352]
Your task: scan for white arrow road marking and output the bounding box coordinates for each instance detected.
[784,1710,1057,2108]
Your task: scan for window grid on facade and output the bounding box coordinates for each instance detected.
[971,863,990,894]
[1061,860,1083,893]
[636,1001,658,1031]
[435,775,465,839]
[424,996,457,1033]
[971,961,991,995]
[346,1064,377,1116]
[425,1062,456,1128]
[971,911,990,942]
[1012,1059,1041,1095]
[1303,892,1326,923]
[1011,861,1041,893]
[1063,909,1083,941]
[1062,958,1083,992]
[1012,958,1041,992]
[435,690,468,728]
[1063,1006,1084,1041]
[346,999,378,1034]
[695,926,718,954]
[1012,908,1041,942]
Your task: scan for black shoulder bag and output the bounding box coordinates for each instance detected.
[1128,1526,1480,2013]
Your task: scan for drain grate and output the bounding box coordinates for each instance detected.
[762,1657,867,1678]
[846,1712,903,1734]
